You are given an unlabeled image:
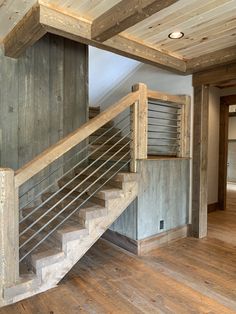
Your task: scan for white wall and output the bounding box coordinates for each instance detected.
[207,87,220,205]
[96,63,193,109]
[89,47,140,106]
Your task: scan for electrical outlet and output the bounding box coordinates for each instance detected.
[160,220,164,230]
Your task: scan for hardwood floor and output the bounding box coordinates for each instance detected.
[1,211,236,313]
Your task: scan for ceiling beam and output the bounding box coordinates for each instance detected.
[186,46,236,74]
[192,63,236,86]
[39,4,186,73]
[91,0,180,42]
[3,4,46,58]
[3,4,186,73]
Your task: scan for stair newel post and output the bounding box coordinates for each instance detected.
[132,83,148,160]
[0,168,19,295]
[130,101,138,172]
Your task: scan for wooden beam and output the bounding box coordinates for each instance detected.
[218,101,229,211]
[147,89,187,105]
[40,5,186,73]
[192,84,209,238]
[91,0,180,42]
[187,46,236,74]
[3,4,46,58]
[3,4,186,73]
[192,63,236,86]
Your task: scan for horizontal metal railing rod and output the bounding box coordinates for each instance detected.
[148,108,180,116]
[148,144,180,147]
[20,136,131,239]
[19,147,131,253]
[148,122,179,129]
[20,129,130,227]
[148,116,180,122]
[148,136,179,141]
[20,156,131,262]
[148,101,181,109]
[148,130,180,135]
[15,91,139,188]
[19,117,130,210]
[19,114,130,202]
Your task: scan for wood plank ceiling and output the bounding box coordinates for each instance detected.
[1,0,236,74]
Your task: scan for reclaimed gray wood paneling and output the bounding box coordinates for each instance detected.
[137,159,190,240]
[0,48,19,169]
[109,199,137,240]
[0,34,88,204]
[110,158,190,240]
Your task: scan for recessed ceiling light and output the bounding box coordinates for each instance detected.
[168,32,184,39]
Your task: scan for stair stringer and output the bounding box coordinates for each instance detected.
[4,179,138,305]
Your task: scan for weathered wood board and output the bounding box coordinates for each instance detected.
[0,33,88,205]
[110,158,190,240]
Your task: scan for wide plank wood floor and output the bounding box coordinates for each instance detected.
[1,193,236,313]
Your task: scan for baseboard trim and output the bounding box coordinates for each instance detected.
[208,202,220,213]
[103,225,189,256]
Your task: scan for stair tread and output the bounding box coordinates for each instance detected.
[31,248,65,269]
[59,177,124,200]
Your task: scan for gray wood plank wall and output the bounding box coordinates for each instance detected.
[0,33,88,170]
[0,34,88,204]
[111,159,190,240]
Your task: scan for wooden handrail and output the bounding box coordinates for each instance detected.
[15,91,139,188]
[147,89,187,105]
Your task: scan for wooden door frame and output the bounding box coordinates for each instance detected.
[192,63,236,238]
[219,95,236,210]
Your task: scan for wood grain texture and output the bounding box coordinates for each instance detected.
[91,0,180,42]
[39,4,186,73]
[137,159,190,239]
[1,210,236,313]
[3,4,46,58]
[186,46,236,73]
[193,63,236,86]
[192,85,209,238]
[0,169,19,290]
[132,83,148,159]
[1,0,236,72]
[111,159,190,241]
[147,89,187,105]
[0,33,88,198]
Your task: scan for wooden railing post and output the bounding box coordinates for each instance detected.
[132,83,148,159]
[178,95,191,158]
[0,168,19,293]
[130,101,138,172]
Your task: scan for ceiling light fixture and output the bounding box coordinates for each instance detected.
[168,31,184,39]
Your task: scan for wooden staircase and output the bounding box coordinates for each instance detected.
[2,107,139,305]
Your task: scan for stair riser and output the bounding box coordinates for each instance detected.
[39,181,138,286]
